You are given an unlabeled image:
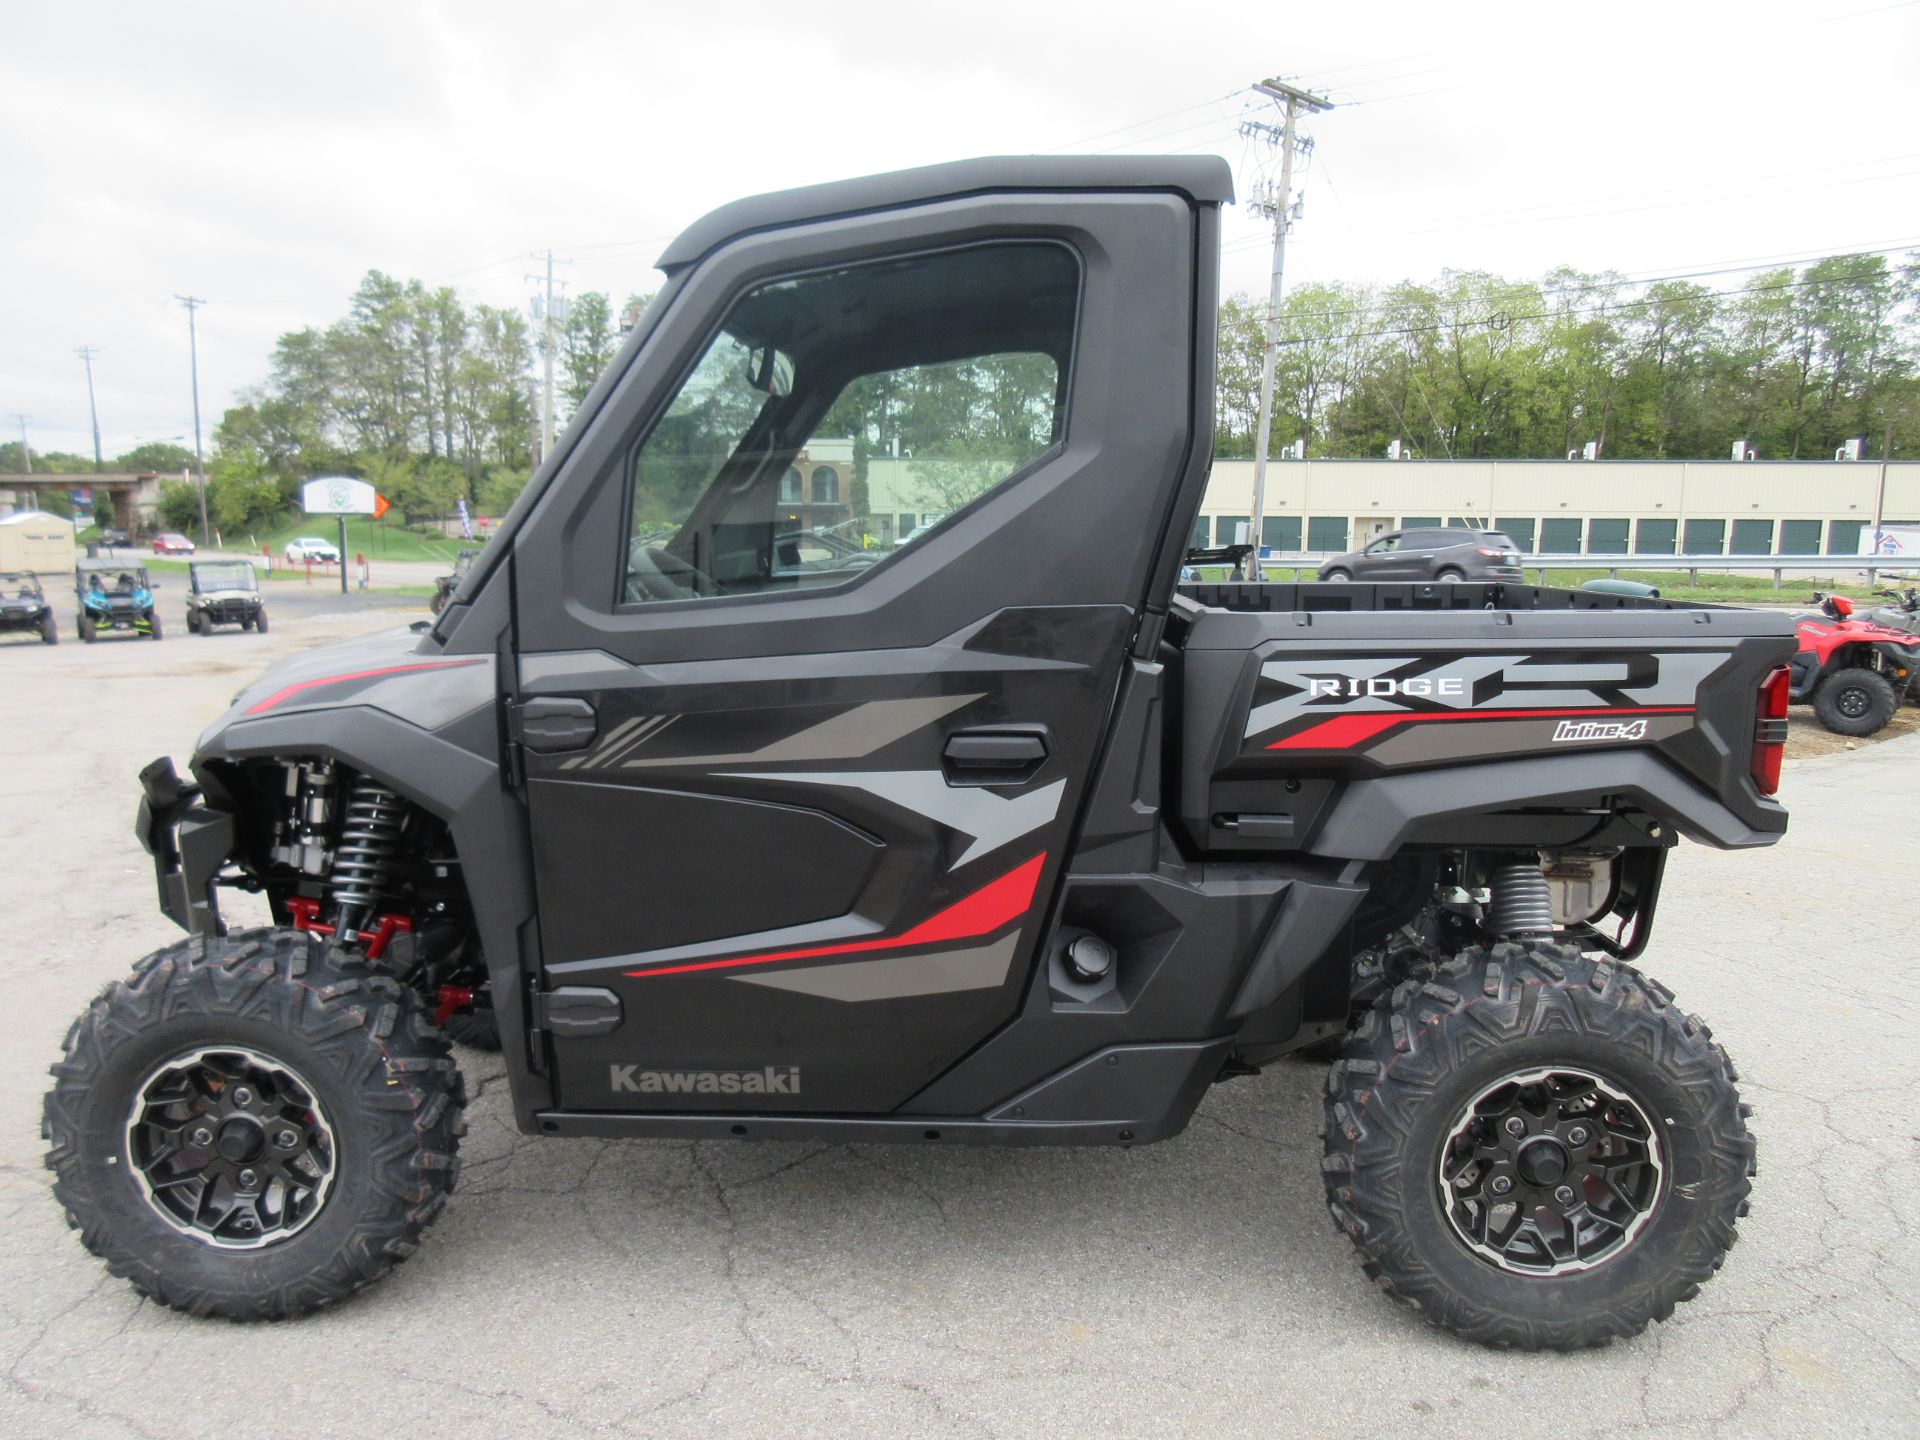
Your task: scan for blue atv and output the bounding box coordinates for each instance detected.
[75,561,162,642]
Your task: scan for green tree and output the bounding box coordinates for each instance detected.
[115,441,196,473]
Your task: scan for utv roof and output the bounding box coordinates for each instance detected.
[656,154,1236,271]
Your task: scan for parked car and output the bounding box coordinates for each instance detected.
[151,532,196,556]
[185,560,267,635]
[284,536,342,565]
[98,528,131,549]
[0,571,56,644]
[75,561,160,640]
[1319,526,1523,583]
[50,154,1789,1351]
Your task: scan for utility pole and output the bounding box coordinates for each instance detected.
[527,251,571,464]
[11,414,31,474]
[176,296,210,544]
[1242,77,1331,579]
[74,346,104,472]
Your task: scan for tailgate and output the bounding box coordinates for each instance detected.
[1175,599,1795,856]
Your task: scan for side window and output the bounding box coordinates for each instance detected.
[1365,536,1398,555]
[622,243,1079,606]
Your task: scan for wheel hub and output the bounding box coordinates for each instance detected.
[124,1046,337,1250]
[1838,686,1869,718]
[1514,1135,1570,1187]
[1437,1066,1664,1276]
[214,1115,267,1163]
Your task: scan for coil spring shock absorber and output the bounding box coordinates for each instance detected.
[330,776,405,941]
[1487,856,1556,942]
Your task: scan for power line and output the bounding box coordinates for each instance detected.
[11,415,32,474]
[1039,91,1244,153]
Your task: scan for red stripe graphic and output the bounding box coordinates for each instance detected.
[625,852,1047,979]
[245,658,487,716]
[1266,705,1696,751]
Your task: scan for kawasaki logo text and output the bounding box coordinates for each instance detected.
[610,1065,800,1095]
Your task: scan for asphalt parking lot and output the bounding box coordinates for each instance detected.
[1,608,1916,1440]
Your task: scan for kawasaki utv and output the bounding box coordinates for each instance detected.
[45,156,1786,1350]
[185,560,268,635]
[75,561,160,641]
[0,571,57,644]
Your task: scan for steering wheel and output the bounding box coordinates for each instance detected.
[624,541,718,603]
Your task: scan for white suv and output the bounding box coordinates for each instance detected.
[284,537,342,564]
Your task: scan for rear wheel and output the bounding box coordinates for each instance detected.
[1322,943,1753,1350]
[1436,568,1465,583]
[1812,667,1897,736]
[1322,569,1351,583]
[43,930,464,1319]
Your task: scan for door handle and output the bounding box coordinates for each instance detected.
[942,728,1048,786]
[513,697,598,754]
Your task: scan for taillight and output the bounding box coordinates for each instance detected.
[1477,547,1508,557]
[1750,666,1790,795]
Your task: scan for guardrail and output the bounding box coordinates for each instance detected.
[1250,553,1917,588]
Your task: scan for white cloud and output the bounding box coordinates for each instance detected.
[4,0,1915,457]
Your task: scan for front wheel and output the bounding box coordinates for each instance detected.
[40,611,56,644]
[78,615,96,643]
[1322,944,1753,1350]
[43,931,464,1319]
[146,611,163,640]
[253,608,268,633]
[1812,667,1897,736]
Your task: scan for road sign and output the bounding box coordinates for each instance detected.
[301,476,378,516]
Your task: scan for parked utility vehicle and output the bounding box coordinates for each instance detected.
[1792,593,1919,734]
[185,560,267,635]
[75,561,159,641]
[0,572,57,644]
[47,157,1792,1350]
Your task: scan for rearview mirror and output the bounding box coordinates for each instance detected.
[743,345,794,398]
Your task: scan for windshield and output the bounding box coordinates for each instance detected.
[0,573,40,598]
[79,566,148,592]
[192,562,256,593]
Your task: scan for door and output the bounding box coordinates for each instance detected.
[505,188,1205,1114]
[1356,532,1404,579]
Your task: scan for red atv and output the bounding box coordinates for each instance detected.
[1791,593,1920,736]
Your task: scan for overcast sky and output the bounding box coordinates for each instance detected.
[5,0,1917,460]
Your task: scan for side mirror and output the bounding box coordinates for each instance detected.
[743,345,794,398]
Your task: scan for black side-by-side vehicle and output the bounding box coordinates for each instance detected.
[0,572,56,644]
[46,156,1792,1350]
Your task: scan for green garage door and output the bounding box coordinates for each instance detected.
[1540,518,1583,553]
[1683,519,1725,554]
[1495,517,1535,550]
[1588,518,1629,553]
[1307,516,1349,551]
[1829,520,1866,555]
[1730,519,1773,554]
[1635,518,1677,554]
[1400,516,1441,530]
[1215,515,1249,546]
[1262,514,1301,551]
[1780,520,1821,555]
[1190,516,1209,548]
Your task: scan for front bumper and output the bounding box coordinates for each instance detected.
[134,757,234,936]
